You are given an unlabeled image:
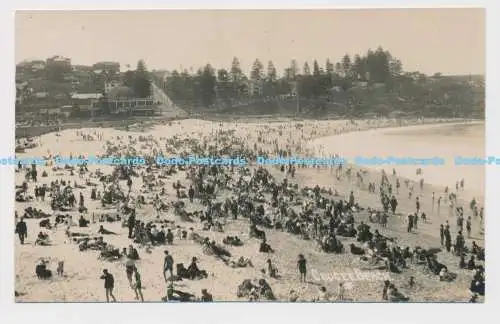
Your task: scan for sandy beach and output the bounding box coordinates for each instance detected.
[14,117,484,302]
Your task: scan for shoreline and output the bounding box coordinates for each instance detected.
[307,120,484,201]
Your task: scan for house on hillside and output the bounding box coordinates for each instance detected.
[73,65,93,72]
[46,55,71,65]
[91,86,158,116]
[93,62,120,75]
[31,60,46,71]
[71,93,103,110]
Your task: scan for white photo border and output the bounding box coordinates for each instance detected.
[1,1,498,324]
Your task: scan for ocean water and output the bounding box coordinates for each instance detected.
[311,122,485,200]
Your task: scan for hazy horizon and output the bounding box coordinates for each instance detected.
[15,9,485,76]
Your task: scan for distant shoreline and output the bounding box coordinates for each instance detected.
[15,116,480,139]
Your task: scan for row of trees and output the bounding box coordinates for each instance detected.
[158,46,404,108]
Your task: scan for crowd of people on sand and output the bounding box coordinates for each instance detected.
[14,118,484,302]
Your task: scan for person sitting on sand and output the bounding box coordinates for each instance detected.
[186,257,208,280]
[316,286,332,302]
[98,225,117,235]
[288,289,299,302]
[200,289,213,302]
[35,231,50,246]
[259,239,274,253]
[78,215,89,227]
[35,260,52,279]
[467,256,476,270]
[388,284,409,302]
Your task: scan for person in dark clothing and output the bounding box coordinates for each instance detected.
[15,218,28,244]
[259,239,274,253]
[297,254,307,283]
[200,289,213,302]
[127,245,140,260]
[78,215,89,227]
[231,203,238,220]
[100,269,117,302]
[390,196,398,215]
[163,250,174,283]
[166,229,174,245]
[188,185,195,203]
[382,280,391,301]
[127,213,136,239]
[98,225,117,235]
[407,214,413,233]
[35,260,52,279]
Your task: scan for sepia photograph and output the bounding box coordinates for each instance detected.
[13,8,485,303]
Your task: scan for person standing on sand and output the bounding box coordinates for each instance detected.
[466,216,472,238]
[382,280,391,301]
[15,218,28,244]
[163,250,174,283]
[100,269,117,302]
[444,226,452,252]
[297,254,307,283]
[407,214,413,233]
[415,197,420,215]
[440,225,445,246]
[133,266,144,302]
[127,212,136,239]
[390,196,398,215]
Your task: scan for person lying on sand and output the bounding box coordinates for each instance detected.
[98,225,117,235]
[163,284,196,302]
[223,236,243,246]
[228,256,253,268]
[98,243,122,261]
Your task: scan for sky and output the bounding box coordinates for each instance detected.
[15,9,485,76]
